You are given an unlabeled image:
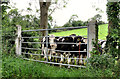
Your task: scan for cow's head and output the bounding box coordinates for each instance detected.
[49,34,55,46]
[74,36,83,43]
[64,37,73,42]
[49,34,57,54]
[69,34,76,41]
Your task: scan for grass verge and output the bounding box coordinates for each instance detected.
[2,54,116,78]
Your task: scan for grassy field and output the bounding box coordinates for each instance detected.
[2,54,115,78]
[51,24,108,40]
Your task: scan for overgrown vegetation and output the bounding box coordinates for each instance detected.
[105,2,120,58]
[2,54,118,78]
[87,2,120,78]
[2,3,41,55]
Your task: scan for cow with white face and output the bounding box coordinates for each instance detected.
[49,35,57,55]
[41,34,57,60]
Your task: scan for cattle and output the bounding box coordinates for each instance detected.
[55,36,74,63]
[97,40,106,54]
[69,35,87,64]
[41,34,87,65]
[41,34,57,60]
[98,40,119,55]
[55,34,87,64]
[71,36,87,56]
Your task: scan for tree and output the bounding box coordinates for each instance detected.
[69,14,78,24]
[72,20,84,27]
[39,0,69,36]
[63,22,72,27]
[39,0,51,36]
[92,14,102,21]
[106,2,120,59]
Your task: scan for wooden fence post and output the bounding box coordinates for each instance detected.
[87,20,97,58]
[15,25,21,56]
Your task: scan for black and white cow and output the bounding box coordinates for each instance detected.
[70,35,87,64]
[55,36,74,63]
[41,34,57,60]
[71,36,87,56]
[98,40,106,54]
[98,40,119,54]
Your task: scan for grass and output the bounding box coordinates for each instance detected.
[51,24,108,40]
[98,24,108,40]
[51,28,88,37]
[2,54,115,78]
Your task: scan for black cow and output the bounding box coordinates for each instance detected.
[70,36,87,57]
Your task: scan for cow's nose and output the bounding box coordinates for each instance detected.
[53,52,56,55]
[51,45,54,47]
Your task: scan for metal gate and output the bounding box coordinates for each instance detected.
[15,21,97,68]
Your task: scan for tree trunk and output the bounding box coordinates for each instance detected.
[39,1,51,36]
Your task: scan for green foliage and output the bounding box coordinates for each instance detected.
[2,3,41,55]
[89,14,105,25]
[63,14,88,27]
[63,22,72,27]
[88,54,115,69]
[63,20,87,27]
[106,2,120,58]
[2,54,117,78]
[72,20,84,26]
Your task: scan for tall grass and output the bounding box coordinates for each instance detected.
[2,54,115,78]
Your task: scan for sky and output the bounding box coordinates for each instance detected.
[10,0,108,26]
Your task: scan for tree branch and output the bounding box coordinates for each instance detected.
[48,8,56,17]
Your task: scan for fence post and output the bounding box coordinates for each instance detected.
[15,25,22,56]
[87,20,97,58]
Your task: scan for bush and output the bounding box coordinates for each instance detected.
[88,54,115,69]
